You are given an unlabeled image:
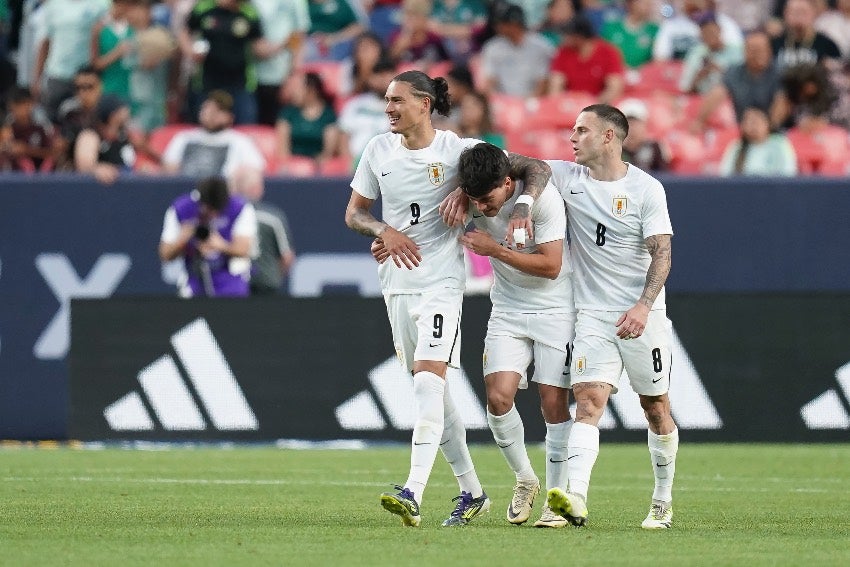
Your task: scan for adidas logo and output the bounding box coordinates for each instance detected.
[104,318,259,431]
[800,361,850,429]
[335,357,489,430]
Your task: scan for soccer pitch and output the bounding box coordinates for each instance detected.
[2,443,848,566]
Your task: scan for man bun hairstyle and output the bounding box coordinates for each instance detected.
[393,70,453,116]
[458,142,510,199]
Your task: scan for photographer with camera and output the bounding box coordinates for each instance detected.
[158,176,257,297]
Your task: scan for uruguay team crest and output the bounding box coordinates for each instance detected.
[613,196,628,217]
[575,356,586,375]
[428,162,445,185]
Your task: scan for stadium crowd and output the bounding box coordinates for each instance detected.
[0,0,848,179]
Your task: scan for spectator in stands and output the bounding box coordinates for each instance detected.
[341,31,389,97]
[55,65,104,171]
[276,71,341,167]
[692,30,781,132]
[125,0,177,132]
[815,0,850,59]
[679,13,744,94]
[74,94,142,184]
[455,90,505,148]
[579,0,625,33]
[772,0,840,71]
[600,0,658,68]
[90,0,136,103]
[434,62,475,130]
[389,0,451,68]
[33,0,109,120]
[254,0,310,126]
[547,15,625,103]
[653,0,743,61]
[303,0,365,61]
[538,0,576,48]
[512,0,552,30]
[479,3,554,96]
[714,0,776,33]
[230,167,297,296]
[178,0,288,125]
[338,57,395,164]
[162,89,266,181]
[619,97,671,172]
[771,61,837,128]
[719,106,797,175]
[429,0,488,60]
[158,175,257,298]
[1,86,57,172]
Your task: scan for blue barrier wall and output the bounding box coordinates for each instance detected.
[1,173,849,438]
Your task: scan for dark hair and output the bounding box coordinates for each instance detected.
[196,176,230,212]
[458,142,511,199]
[447,64,474,91]
[583,103,629,140]
[8,86,33,105]
[563,14,596,38]
[304,71,335,107]
[393,70,452,116]
[734,106,771,174]
[372,57,397,75]
[76,65,101,79]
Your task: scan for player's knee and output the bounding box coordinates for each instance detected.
[486,391,514,416]
[539,387,570,423]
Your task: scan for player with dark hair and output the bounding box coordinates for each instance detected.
[345,70,551,527]
[456,142,576,528]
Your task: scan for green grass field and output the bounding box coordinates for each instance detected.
[2,443,849,566]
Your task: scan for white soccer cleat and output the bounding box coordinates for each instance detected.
[546,487,588,527]
[532,505,568,528]
[506,477,540,525]
[641,500,673,529]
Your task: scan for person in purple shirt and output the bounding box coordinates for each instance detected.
[159,176,257,297]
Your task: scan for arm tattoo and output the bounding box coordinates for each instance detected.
[639,234,672,308]
[347,207,386,238]
[507,153,552,200]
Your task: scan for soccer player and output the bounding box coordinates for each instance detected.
[344,70,551,527]
[456,143,575,528]
[543,104,678,529]
[439,103,678,529]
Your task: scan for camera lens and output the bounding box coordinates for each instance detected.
[194,225,210,240]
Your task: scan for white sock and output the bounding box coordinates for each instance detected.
[566,421,600,500]
[487,405,536,482]
[545,419,572,491]
[648,427,678,504]
[405,371,445,504]
[439,383,483,497]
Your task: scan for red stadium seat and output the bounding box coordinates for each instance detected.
[786,125,850,175]
[680,94,737,131]
[619,93,682,139]
[505,129,574,160]
[428,60,453,79]
[700,126,740,175]
[318,156,352,176]
[525,92,596,130]
[625,60,684,96]
[275,155,318,177]
[489,93,527,133]
[664,129,706,173]
[233,125,280,174]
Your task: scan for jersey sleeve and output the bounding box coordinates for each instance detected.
[350,138,379,199]
[545,159,581,195]
[233,202,258,238]
[160,206,180,243]
[162,132,187,169]
[531,185,567,245]
[641,179,674,239]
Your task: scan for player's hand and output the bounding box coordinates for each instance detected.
[439,187,469,227]
[370,238,390,264]
[380,226,421,269]
[459,228,500,257]
[615,303,650,340]
[506,203,534,249]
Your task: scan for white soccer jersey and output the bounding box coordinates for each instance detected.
[351,130,482,294]
[547,161,673,311]
[472,181,574,313]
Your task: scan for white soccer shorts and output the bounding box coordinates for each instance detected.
[483,311,576,389]
[384,289,463,372]
[570,309,672,396]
